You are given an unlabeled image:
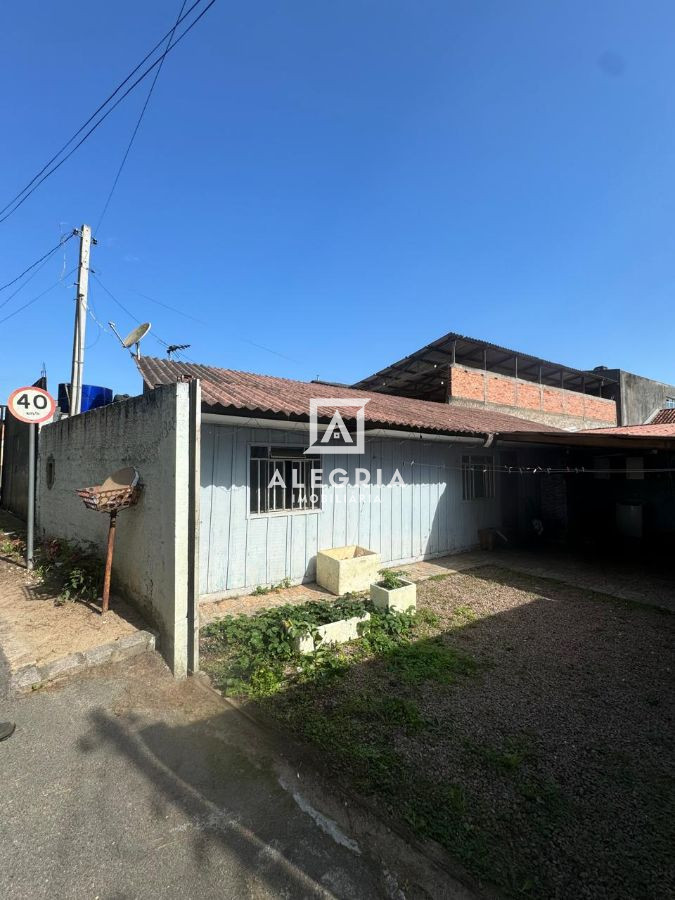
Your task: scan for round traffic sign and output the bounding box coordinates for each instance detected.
[7,386,56,424]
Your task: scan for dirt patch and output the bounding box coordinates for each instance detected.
[0,550,146,672]
[249,566,673,899]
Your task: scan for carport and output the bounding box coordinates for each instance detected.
[497,424,675,557]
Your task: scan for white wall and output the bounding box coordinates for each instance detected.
[200,423,500,599]
[37,383,193,676]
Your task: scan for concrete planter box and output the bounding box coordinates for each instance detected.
[316,546,381,595]
[370,579,417,613]
[293,613,371,654]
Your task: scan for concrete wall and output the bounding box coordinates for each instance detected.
[448,363,617,429]
[200,423,500,599]
[37,384,194,677]
[0,414,33,518]
[603,369,675,425]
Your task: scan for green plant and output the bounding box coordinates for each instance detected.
[252,577,293,596]
[0,535,25,558]
[34,538,103,605]
[377,568,406,590]
[453,604,477,625]
[201,596,370,696]
[386,637,478,684]
[416,608,441,627]
[359,608,417,653]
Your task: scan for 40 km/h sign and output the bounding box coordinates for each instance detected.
[7,386,56,424]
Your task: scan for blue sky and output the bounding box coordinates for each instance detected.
[1,1,673,403]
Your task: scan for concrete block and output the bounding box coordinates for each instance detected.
[38,653,85,682]
[316,546,380,595]
[11,665,40,693]
[84,643,115,667]
[370,579,417,613]
[294,613,370,654]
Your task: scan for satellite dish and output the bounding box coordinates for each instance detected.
[122,322,151,349]
[108,321,152,358]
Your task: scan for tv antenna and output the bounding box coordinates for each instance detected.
[167,344,191,359]
[108,321,151,358]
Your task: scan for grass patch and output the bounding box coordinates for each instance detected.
[385,638,478,684]
[452,603,477,625]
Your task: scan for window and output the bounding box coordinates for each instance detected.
[665,397,675,409]
[250,446,322,514]
[462,455,495,500]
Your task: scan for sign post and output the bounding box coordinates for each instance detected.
[6,386,56,571]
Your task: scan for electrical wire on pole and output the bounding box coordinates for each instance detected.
[95,0,189,235]
[0,0,217,225]
[0,268,77,326]
[0,231,75,293]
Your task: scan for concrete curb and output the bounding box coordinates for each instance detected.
[193,672,484,900]
[10,630,157,694]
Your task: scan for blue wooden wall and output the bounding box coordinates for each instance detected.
[200,423,500,598]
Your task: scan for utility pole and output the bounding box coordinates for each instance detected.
[69,224,93,416]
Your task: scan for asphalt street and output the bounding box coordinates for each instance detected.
[0,651,397,900]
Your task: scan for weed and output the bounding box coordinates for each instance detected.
[359,608,417,653]
[470,735,536,773]
[386,637,478,684]
[339,693,428,734]
[416,608,441,627]
[453,604,477,625]
[34,539,103,605]
[252,577,292,596]
[0,534,25,558]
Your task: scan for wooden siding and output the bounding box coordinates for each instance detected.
[200,424,500,598]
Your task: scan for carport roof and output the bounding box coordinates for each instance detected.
[500,422,675,450]
[136,357,563,439]
[352,330,615,399]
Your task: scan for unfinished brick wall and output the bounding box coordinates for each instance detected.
[448,364,617,429]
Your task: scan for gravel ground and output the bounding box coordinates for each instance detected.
[406,567,674,898]
[273,566,675,899]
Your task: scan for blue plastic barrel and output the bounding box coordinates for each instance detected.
[58,383,113,414]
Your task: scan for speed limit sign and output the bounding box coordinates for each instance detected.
[7,386,56,424]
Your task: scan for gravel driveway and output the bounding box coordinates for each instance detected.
[270,565,674,898]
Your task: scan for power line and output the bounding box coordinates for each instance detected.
[0,0,208,222]
[127,288,207,324]
[0,231,75,294]
[0,238,71,312]
[0,267,77,326]
[95,0,189,234]
[0,0,216,225]
[91,272,185,357]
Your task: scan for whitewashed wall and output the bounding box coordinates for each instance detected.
[37,384,193,676]
[200,423,500,599]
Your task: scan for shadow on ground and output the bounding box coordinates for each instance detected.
[200,565,674,899]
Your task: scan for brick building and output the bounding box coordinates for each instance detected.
[353,332,618,431]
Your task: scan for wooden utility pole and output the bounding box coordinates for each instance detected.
[69,224,92,416]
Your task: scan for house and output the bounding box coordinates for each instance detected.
[352,330,675,427]
[30,356,675,677]
[598,370,675,426]
[136,357,562,600]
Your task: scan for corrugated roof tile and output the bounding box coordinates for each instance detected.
[136,357,563,437]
